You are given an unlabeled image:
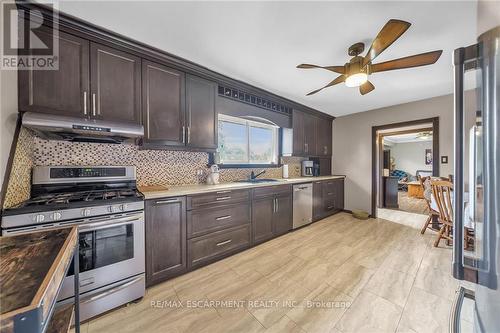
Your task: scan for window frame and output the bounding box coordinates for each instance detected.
[214,114,281,168]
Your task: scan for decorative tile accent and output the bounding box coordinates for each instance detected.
[3,131,305,209]
[3,128,34,209]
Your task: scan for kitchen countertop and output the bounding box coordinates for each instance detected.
[140,175,345,199]
[0,227,78,333]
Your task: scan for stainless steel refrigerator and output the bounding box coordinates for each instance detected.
[452,25,500,332]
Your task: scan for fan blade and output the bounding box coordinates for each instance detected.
[363,19,411,67]
[370,50,443,73]
[359,81,375,95]
[306,75,346,96]
[297,63,345,74]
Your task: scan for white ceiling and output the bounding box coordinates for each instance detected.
[53,1,477,117]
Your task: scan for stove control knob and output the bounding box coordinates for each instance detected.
[81,209,91,217]
[108,206,118,213]
[119,204,127,211]
[51,212,62,221]
[33,214,45,223]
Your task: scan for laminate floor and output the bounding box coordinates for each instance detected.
[78,213,473,333]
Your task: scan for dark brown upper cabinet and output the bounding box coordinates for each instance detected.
[145,197,187,287]
[90,43,141,124]
[316,117,332,156]
[142,61,185,147]
[293,109,321,156]
[18,28,90,118]
[292,110,305,156]
[185,75,217,150]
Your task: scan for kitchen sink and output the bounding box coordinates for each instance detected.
[235,178,280,184]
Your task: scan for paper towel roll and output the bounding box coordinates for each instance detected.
[282,164,289,178]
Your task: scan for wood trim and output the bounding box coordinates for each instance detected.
[371,117,440,217]
[17,2,334,121]
[379,127,433,138]
[0,114,22,209]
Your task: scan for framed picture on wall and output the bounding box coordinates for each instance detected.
[425,148,433,165]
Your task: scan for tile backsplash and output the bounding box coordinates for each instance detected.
[3,128,305,208]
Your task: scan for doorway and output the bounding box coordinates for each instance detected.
[371,118,439,220]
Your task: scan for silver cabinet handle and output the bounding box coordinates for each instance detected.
[182,126,186,144]
[273,197,276,213]
[187,126,191,144]
[81,276,144,304]
[216,190,231,194]
[83,91,87,115]
[216,196,231,201]
[276,198,279,212]
[215,215,231,221]
[304,143,308,153]
[216,239,232,247]
[156,199,180,204]
[92,93,96,116]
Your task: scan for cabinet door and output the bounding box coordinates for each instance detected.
[334,179,345,211]
[142,61,185,146]
[145,197,186,286]
[90,43,141,124]
[19,27,90,117]
[316,118,332,156]
[186,75,217,150]
[273,194,292,236]
[304,114,317,156]
[252,197,274,244]
[292,110,305,156]
[313,181,325,221]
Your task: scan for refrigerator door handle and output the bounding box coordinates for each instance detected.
[449,286,475,333]
[452,43,479,281]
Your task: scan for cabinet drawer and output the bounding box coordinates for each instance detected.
[187,202,251,238]
[188,225,251,268]
[187,189,250,209]
[253,184,291,199]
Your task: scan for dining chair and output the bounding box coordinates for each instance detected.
[431,180,454,247]
[419,176,440,234]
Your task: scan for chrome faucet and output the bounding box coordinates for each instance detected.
[250,170,266,180]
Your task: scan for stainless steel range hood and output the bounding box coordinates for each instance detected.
[22,112,144,144]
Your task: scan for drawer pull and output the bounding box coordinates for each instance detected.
[215,215,232,221]
[327,192,333,195]
[216,190,231,194]
[156,199,180,204]
[216,196,231,201]
[327,205,334,210]
[216,239,232,247]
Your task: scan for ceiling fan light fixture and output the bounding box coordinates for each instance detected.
[345,73,368,87]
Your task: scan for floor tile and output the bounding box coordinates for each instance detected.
[364,267,415,307]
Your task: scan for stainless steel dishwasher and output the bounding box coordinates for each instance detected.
[293,183,313,229]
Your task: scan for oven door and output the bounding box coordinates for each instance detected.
[58,212,145,301]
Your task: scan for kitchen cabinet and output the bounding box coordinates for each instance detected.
[142,60,185,147]
[90,42,142,124]
[251,185,292,243]
[293,110,329,157]
[316,118,332,156]
[185,75,217,150]
[313,178,344,221]
[18,27,90,117]
[145,197,187,287]
[292,110,305,155]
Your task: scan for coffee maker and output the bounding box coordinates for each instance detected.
[301,161,314,177]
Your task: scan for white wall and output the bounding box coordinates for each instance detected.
[332,90,477,213]
[389,141,432,176]
[477,0,500,35]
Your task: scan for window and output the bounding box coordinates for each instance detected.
[218,114,279,165]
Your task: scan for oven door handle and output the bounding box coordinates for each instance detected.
[78,215,142,232]
[80,276,145,304]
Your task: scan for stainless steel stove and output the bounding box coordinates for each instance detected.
[1,166,145,321]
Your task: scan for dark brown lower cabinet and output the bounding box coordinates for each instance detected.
[313,178,345,221]
[252,197,275,243]
[252,186,292,243]
[145,197,187,287]
[273,194,292,236]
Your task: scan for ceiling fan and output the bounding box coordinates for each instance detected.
[297,19,443,96]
